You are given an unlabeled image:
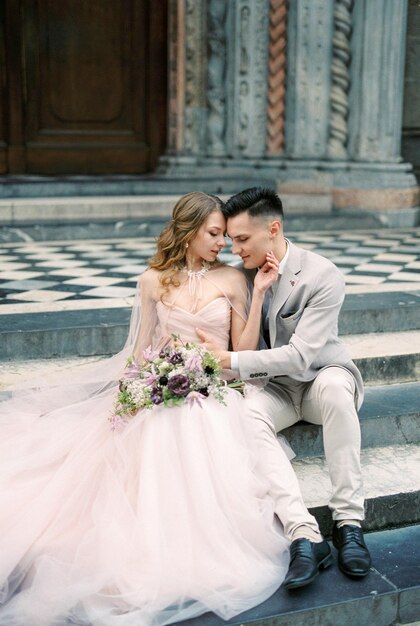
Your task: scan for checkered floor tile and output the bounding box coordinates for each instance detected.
[0,230,419,306]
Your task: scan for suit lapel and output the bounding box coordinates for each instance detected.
[269,241,302,344]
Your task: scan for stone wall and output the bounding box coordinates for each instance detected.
[159,0,419,226]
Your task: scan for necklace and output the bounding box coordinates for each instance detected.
[185,260,211,280]
[183,261,211,304]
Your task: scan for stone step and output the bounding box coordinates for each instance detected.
[0,355,103,400]
[1,294,419,362]
[0,307,131,361]
[294,443,420,536]
[176,524,420,626]
[0,194,383,241]
[0,178,271,201]
[1,354,418,461]
[1,316,418,385]
[340,291,420,334]
[4,368,418,529]
[1,358,419,536]
[282,381,420,458]
[345,330,420,385]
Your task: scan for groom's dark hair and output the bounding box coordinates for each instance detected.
[223,187,284,220]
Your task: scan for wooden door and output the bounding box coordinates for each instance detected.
[0,0,167,174]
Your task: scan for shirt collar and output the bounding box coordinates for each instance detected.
[278,240,289,275]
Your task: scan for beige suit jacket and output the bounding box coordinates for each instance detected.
[238,240,364,409]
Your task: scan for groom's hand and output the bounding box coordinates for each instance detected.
[254,251,280,294]
[195,329,231,369]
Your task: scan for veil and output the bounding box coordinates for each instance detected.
[0,264,252,421]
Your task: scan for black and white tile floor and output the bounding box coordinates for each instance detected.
[0,229,419,314]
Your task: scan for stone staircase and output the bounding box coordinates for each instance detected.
[0,220,419,626]
[0,192,384,244]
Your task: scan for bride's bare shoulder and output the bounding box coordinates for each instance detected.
[214,264,245,282]
[212,264,247,297]
[139,267,160,288]
[213,262,241,275]
[140,267,159,279]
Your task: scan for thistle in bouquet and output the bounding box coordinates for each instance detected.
[109,335,243,430]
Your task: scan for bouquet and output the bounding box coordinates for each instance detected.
[109,336,244,430]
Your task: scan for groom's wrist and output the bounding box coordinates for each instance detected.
[218,351,233,370]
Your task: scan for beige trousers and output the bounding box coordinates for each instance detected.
[246,366,364,539]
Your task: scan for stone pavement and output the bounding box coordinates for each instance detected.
[0,228,419,313]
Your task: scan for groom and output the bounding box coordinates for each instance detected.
[197,187,371,585]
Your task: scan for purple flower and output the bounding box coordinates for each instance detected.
[150,387,164,405]
[124,360,140,379]
[184,354,203,372]
[167,374,190,396]
[169,351,184,365]
[143,371,159,387]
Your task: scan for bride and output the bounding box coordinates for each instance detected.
[0,192,302,626]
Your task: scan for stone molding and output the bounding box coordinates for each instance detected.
[333,187,420,210]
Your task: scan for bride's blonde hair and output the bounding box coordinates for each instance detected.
[149,192,224,298]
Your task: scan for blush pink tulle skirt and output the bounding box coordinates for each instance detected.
[0,385,289,626]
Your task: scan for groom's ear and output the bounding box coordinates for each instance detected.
[268,219,282,238]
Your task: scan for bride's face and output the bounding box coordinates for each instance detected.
[187,209,226,265]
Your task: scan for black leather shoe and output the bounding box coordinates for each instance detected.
[284,538,333,590]
[332,523,371,578]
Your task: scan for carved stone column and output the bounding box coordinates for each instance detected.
[266,0,288,156]
[226,0,270,158]
[164,0,207,163]
[286,0,335,158]
[184,0,208,154]
[348,0,408,162]
[166,0,185,155]
[330,0,419,224]
[327,0,354,159]
[160,0,418,224]
[206,0,228,156]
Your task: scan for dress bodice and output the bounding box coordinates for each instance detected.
[156,297,231,349]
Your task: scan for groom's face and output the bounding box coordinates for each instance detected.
[227,212,275,269]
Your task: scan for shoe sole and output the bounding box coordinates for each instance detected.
[284,552,334,590]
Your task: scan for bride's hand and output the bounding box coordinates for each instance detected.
[254,251,279,294]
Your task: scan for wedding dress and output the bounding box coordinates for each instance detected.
[0,275,290,626]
